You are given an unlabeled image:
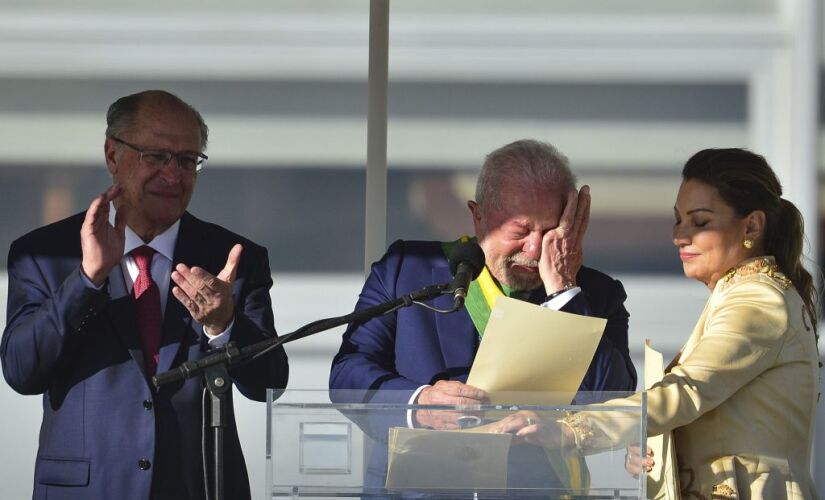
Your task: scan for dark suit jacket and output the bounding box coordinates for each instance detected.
[330,239,637,401]
[1,211,289,500]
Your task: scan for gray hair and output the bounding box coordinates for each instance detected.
[105,90,209,150]
[475,139,576,214]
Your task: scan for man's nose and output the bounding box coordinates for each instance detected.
[158,159,182,184]
[522,233,542,260]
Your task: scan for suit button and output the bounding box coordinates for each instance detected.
[138,459,151,470]
[142,400,153,410]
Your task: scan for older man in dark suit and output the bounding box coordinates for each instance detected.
[2,90,288,500]
[331,139,635,410]
[329,139,636,491]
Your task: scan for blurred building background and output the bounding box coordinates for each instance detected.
[0,1,822,498]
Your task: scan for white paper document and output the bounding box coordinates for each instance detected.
[467,296,606,405]
[644,340,681,499]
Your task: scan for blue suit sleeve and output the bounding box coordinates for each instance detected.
[329,241,422,403]
[1,240,109,395]
[560,279,637,394]
[223,245,289,402]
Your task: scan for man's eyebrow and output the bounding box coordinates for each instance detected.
[505,220,532,229]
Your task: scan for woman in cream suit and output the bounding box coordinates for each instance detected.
[494,148,820,499]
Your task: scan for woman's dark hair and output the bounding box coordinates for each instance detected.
[682,148,819,332]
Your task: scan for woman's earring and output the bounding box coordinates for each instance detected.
[743,239,754,249]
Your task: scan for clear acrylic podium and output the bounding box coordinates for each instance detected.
[267,390,647,499]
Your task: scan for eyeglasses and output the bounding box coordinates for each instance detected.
[110,136,208,173]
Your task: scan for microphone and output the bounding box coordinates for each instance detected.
[447,241,485,310]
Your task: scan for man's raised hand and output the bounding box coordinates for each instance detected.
[172,243,242,335]
[538,185,591,295]
[80,185,127,287]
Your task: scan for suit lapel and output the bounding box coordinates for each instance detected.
[433,266,478,370]
[157,213,201,376]
[527,287,546,305]
[157,294,195,376]
[679,297,711,363]
[104,263,147,377]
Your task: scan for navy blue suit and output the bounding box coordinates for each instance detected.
[2,211,289,500]
[329,240,636,494]
[330,240,637,400]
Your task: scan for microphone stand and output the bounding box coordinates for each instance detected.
[152,282,452,500]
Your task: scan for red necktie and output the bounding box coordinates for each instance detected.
[131,246,162,376]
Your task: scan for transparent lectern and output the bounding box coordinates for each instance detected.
[267,389,646,499]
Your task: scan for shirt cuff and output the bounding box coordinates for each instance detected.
[541,286,581,310]
[406,384,430,428]
[204,319,234,348]
[79,268,105,291]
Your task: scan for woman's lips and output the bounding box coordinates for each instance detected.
[679,252,699,262]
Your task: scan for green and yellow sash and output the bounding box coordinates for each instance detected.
[441,236,589,493]
[442,236,525,337]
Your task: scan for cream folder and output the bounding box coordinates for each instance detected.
[385,427,511,490]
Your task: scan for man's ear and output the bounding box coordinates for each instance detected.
[467,200,480,220]
[104,137,119,175]
[467,200,484,235]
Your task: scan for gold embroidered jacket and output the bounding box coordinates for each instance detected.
[569,257,820,499]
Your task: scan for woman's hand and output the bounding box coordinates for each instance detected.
[480,410,565,448]
[625,444,654,478]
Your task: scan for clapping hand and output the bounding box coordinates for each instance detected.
[172,244,242,335]
[81,185,127,286]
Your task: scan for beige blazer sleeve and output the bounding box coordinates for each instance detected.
[568,278,789,451]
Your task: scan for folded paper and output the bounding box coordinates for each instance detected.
[644,340,681,499]
[467,296,606,405]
